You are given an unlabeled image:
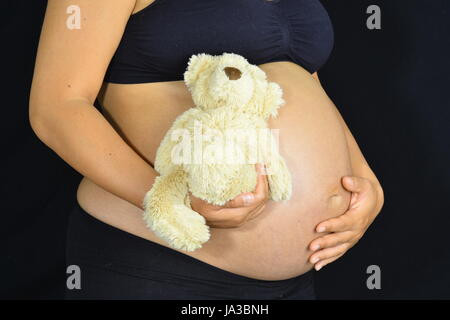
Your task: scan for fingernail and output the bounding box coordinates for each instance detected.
[243,194,254,205]
[311,256,320,264]
[347,177,354,187]
[261,165,267,175]
[315,264,322,271]
[317,226,326,233]
[257,164,266,175]
[311,244,320,251]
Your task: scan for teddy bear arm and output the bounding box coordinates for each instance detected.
[143,169,210,251]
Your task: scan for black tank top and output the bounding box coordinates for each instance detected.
[104,0,334,84]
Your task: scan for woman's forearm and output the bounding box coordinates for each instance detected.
[29,97,157,209]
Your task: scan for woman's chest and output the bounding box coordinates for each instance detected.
[105,0,334,83]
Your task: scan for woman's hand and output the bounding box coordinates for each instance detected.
[189,163,269,228]
[308,176,384,271]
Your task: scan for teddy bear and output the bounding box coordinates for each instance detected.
[142,52,292,252]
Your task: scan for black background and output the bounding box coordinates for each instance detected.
[1,0,449,299]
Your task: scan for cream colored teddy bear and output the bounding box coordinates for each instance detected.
[143,52,292,252]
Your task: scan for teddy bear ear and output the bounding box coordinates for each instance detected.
[183,53,216,88]
[248,64,267,82]
[263,82,285,119]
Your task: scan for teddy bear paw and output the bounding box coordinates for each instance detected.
[145,205,211,252]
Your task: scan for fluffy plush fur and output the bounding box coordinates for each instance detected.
[143,52,292,252]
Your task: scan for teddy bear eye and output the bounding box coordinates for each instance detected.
[223,67,242,80]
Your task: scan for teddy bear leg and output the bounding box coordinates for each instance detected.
[143,169,210,252]
[265,156,293,201]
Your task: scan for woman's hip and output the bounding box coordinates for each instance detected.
[65,200,316,300]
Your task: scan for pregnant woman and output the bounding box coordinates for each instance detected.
[29,0,384,299]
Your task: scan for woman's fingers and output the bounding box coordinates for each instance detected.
[205,202,265,228]
[309,243,349,266]
[313,252,345,271]
[244,201,267,222]
[207,194,267,226]
[254,163,270,197]
[224,163,269,208]
[196,163,270,228]
[305,176,380,270]
[224,192,255,208]
[316,213,353,233]
[309,231,354,252]
[189,192,223,211]
[225,202,266,226]
[342,175,370,193]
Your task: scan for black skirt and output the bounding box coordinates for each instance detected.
[65,201,316,300]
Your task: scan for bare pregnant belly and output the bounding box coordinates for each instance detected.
[77,61,352,280]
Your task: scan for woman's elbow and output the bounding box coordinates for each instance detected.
[28,90,67,147]
[29,97,53,144]
[375,179,385,214]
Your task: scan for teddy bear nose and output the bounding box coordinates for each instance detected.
[223,67,242,80]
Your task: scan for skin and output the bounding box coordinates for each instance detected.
[29,0,384,279]
[308,72,384,271]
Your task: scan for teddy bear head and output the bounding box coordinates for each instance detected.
[183,52,284,119]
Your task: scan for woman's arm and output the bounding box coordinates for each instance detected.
[29,0,268,220]
[308,72,384,270]
[29,0,156,209]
